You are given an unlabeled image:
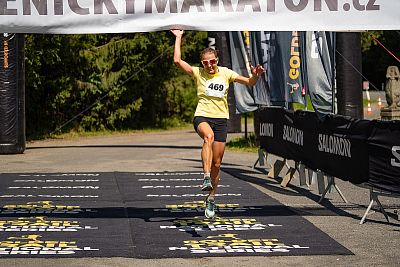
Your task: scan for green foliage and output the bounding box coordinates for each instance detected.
[226,133,258,153]
[26,30,399,140]
[361,31,383,52]
[292,95,315,111]
[362,31,400,90]
[164,75,198,123]
[24,32,207,138]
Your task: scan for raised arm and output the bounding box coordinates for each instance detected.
[234,64,264,86]
[171,30,193,76]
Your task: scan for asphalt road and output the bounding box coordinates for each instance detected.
[1,127,399,267]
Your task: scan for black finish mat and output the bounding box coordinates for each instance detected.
[0,172,352,258]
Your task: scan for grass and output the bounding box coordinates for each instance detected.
[35,122,260,154]
[43,123,193,140]
[32,121,260,154]
[226,133,258,153]
[363,98,377,106]
[292,95,315,111]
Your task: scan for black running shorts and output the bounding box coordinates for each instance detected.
[193,116,228,143]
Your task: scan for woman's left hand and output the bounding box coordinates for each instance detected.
[251,64,265,77]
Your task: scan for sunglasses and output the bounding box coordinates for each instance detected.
[202,58,218,66]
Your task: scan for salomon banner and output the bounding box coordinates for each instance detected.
[259,107,369,184]
[0,1,399,33]
[0,33,25,154]
[259,107,400,193]
[367,120,400,194]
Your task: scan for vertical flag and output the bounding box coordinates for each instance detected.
[250,31,271,106]
[283,31,305,105]
[302,31,335,118]
[228,31,258,113]
[266,31,288,106]
[251,31,305,106]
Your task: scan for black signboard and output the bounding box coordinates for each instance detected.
[259,107,400,192]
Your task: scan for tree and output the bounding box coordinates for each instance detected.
[361,31,400,90]
[24,32,207,138]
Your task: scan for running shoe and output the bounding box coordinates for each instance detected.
[201,176,213,191]
[205,198,216,219]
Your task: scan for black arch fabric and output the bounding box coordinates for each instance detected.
[0,171,351,258]
[0,33,25,154]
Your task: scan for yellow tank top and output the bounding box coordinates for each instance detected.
[192,66,238,119]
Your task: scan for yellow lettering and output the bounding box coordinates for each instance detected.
[289,69,299,79]
[3,40,8,69]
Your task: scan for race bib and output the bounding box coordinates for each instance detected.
[205,78,227,98]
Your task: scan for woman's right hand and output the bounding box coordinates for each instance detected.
[170,29,184,37]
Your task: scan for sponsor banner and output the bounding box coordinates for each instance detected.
[0,1,399,33]
[8,186,99,189]
[169,233,310,254]
[141,184,230,189]
[138,178,203,182]
[0,194,99,198]
[250,31,334,111]
[259,107,370,183]
[117,171,245,202]
[129,171,352,258]
[160,216,283,232]
[259,107,400,191]
[0,201,97,215]
[14,179,100,183]
[153,201,263,213]
[0,216,98,232]
[0,172,131,258]
[251,31,306,106]
[297,110,370,183]
[146,193,241,198]
[258,106,288,157]
[0,172,122,202]
[132,172,203,176]
[367,120,400,193]
[0,234,99,255]
[17,173,100,177]
[0,172,352,258]
[280,31,305,105]
[0,200,133,257]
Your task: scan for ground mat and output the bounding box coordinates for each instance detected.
[0,172,352,258]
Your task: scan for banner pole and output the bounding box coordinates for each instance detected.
[243,31,252,140]
[331,32,337,114]
[336,32,363,119]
